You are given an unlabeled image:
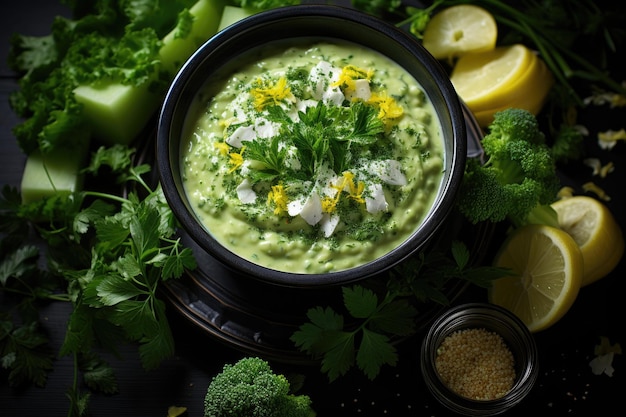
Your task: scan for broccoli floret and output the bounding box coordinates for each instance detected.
[550,123,585,163]
[457,108,561,227]
[204,357,316,417]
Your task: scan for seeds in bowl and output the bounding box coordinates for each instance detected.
[435,327,516,400]
[180,39,445,274]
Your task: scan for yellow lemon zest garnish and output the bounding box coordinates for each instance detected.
[598,128,626,150]
[267,184,288,215]
[228,146,246,173]
[167,406,188,417]
[214,141,230,156]
[582,181,611,201]
[345,172,366,203]
[333,65,374,95]
[330,171,365,206]
[250,77,292,111]
[367,92,403,128]
[322,196,338,213]
[557,186,575,200]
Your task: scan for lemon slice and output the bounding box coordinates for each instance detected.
[489,224,583,332]
[450,44,534,113]
[470,52,554,127]
[551,196,625,286]
[422,4,497,61]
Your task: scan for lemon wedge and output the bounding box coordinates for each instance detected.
[551,196,625,286]
[422,4,497,61]
[451,44,554,127]
[489,224,583,332]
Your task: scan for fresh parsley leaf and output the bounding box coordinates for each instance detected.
[342,285,379,319]
[0,319,54,388]
[293,240,510,381]
[356,328,396,380]
[244,135,287,182]
[0,245,39,286]
[79,351,118,395]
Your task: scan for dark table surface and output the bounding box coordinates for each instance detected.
[1,2,625,416]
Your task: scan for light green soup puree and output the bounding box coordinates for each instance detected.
[181,39,445,274]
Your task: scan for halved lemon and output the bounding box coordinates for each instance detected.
[450,43,554,127]
[551,196,625,286]
[422,4,497,61]
[489,224,583,332]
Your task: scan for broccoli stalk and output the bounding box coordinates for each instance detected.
[457,108,561,228]
[204,357,316,417]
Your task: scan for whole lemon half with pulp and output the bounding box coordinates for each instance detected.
[422,4,497,61]
[489,224,583,332]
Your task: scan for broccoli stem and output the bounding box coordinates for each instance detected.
[513,203,560,229]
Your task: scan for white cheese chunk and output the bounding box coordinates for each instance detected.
[226,117,281,148]
[365,183,388,213]
[254,117,281,139]
[369,160,408,185]
[288,191,323,226]
[309,61,344,106]
[320,213,340,237]
[226,125,255,148]
[347,78,371,101]
[236,178,257,204]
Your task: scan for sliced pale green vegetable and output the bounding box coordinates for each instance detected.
[74,0,227,146]
[20,135,90,204]
[74,82,157,146]
[218,5,257,31]
[160,0,227,75]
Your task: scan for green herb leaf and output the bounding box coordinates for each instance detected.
[0,320,54,388]
[342,285,378,319]
[0,245,39,285]
[356,328,397,380]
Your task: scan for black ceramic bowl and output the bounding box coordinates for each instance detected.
[156,5,467,287]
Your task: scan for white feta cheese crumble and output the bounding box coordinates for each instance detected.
[320,213,340,237]
[309,61,344,106]
[226,117,282,148]
[365,183,388,213]
[346,78,371,101]
[368,160,408,185]
[236,178,257,204]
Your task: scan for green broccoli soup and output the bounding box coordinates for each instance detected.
[180,40,445,274]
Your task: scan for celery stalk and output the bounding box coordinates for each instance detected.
[20,135,90,204]
[74,0,226,146]
[218,5,257,31]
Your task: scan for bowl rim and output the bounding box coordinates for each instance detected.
[156,4,467,287]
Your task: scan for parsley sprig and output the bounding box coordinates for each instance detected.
[254,101,384,181]
[0,144,195,416]
[291,240,510,381]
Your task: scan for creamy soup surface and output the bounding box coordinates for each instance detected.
[181,39,445,274]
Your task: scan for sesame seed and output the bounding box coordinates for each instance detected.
[435,327,516,400]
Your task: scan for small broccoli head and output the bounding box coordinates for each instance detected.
[457,108,560,226]
[484,108,545,146]
[204,357,315,417]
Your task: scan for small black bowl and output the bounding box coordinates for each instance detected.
[420,303,539,415]
[156,5,467,287]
